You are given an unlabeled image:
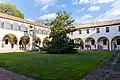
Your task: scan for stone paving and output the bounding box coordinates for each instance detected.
[83,53,120,80]
[0,68,34,80]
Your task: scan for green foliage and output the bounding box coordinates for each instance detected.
[0,3,24,18]
[45,11,76,54]
[36,19,52,26]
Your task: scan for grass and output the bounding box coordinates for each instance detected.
[0,50,112,80]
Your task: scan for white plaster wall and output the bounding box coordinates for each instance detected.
[69,25,120,50]
[0,18,50,51]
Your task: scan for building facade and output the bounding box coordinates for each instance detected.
[1,12,120,52]
[69,20,120,51]
[0,13,50,52]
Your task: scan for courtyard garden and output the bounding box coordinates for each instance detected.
[0,50,112,80]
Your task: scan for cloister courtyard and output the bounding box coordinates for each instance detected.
[0,2,120,80]
[0,50,112,80]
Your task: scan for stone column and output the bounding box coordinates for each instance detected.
[29,36,33,50]
[109,41,112,51]
[95,42,98,50]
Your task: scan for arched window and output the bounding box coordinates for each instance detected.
[0,22,4,28]
[47,30,51,35]
[38,28,42,34]
[13,22,19,31]
[4,21,11,30]
[20,24,26,32]
[42,29,47,35]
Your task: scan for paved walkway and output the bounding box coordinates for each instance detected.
[0,68,34,80]
[83,53,120,80]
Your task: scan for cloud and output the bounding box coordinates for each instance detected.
[40,5,49,10]
[0,0,9,3]
[57,4,66,8]
[34,0,57,10]
[25,19,35,22]
[97,0,115,4]
[34,0,57,5]
[0,0,2,3]
[88,6,100,12]
[72,0,115,4]
[37,13,56,20]
[95,0,120,21]
[74,14,93,24]
[76,8,85,12]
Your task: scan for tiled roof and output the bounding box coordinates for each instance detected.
[0,12,49,28]
[74,19,120,29]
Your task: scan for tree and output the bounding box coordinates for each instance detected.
[45,11,76,54]
[36,19,52,26]
[0,3,24,19]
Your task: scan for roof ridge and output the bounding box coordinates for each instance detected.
[74,19,120,29]
[0,12,49,28]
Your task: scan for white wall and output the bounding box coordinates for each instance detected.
[69,25,120,50]
[0,17,50,51]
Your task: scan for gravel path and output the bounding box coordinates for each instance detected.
[0,68,34,80]
[83,53,120,80]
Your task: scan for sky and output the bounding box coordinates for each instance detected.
[1,0,120,24]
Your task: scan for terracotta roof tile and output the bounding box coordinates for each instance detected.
[0,12,49,28]
[74,19,120,29]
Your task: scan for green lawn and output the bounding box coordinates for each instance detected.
[0,51,112,80]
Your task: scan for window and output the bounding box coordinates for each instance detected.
[106,27,109,32]
[118,26,120,32]
[103,39,107,45]
[79,29,81,34]
[5,39,8,44]
[96,28,100,33]
[117,39,120,45]
[91,40,95,45]
[86,29,89,34]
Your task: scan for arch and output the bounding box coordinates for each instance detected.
[19,36,30,50]
[97,37,109,50]
[13,22,19,31]
[2,34,18,44]
[42,37,49,47]
[4,21,11,30]
[85,37,95,44]
[38,28,42,34]
[111,36,120,50]
[20,24,26,32]
[47,30,51,35]
[35,37,41,45]
[85,37,95,49]
[74,38,84,49]
[42,29,47,35]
